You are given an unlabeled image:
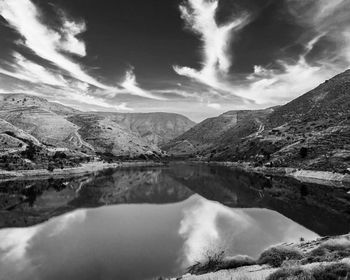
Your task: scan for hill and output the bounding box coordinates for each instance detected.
[165,70,350,172]
[163,109,272,157]
[0,94,194,171]
[95,112,195,146]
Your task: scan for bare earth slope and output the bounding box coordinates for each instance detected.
[67,113,160,157]
[96,112,195,146]
[163,109,272,157]
[0,93,195,170]
[165,70,350,172]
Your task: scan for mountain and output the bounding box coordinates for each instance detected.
[163,109,272,157]
[93,112,195,146]
[67,113,160,157]
[0,94,194,170]
[165,70,350,172]
[0,167,194,228]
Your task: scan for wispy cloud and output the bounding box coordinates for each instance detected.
[121,68,166,100]
[207,102,221,110]
[174,0,350,107]
[0,0,111,89]
[287,0,350,65]
[0,0,164,111]
[173,0,249,90]
[0,52,67,87]
[179,197,252,264]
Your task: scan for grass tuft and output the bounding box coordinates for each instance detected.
[303,238,350,264]
[311,263,350,280]
[266,267,314,280]
[258,246,304,268]
[268,263,350,280]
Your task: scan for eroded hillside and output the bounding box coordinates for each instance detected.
[165,70,350,172]
[0,94,194,170]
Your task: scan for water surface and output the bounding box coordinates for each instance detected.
[0,163,349,280]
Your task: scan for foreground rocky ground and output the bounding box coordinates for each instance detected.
[169,234,350,280]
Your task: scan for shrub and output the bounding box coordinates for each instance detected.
[311,263,350,280]
[320,238,350,251]
[304,238,350,264]
[53,151,67,159]
[299,147,308,158]
[218,255,256,270]
[267,267,314,280]
[258,246,304,268]
[187,253,256,275]
[21,143,37,160]
[187,251,225,275]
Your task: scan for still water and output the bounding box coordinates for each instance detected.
[0,163,349,280]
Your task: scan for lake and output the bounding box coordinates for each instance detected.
[0,163,349,280]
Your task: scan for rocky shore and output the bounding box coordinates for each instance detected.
[0,160,165,181]
[208,161,350,188]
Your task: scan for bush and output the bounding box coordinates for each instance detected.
[304,238,350,264]
[187,251,225,275]
[311,263,350,280]
[267,267,314,280]
[53,151,67,159]
[187,252,256,275]
[299,147,308,158]
[218,255,256,270]
[258,246,304,268]
[21,143,37,160]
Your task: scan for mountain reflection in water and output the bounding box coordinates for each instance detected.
[0,162,349,280]
[0,195,318,280]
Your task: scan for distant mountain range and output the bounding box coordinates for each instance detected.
[164,70,350,172]
[0,94,195,170]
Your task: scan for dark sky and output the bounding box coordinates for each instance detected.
[0,0,349,121]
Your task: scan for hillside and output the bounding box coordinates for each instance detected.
[165,70,350,172]
[67,113,160,157]
[0,94,194,171]
[96,112,195,146]
[163,109,272,157]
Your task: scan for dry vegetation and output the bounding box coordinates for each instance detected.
[181,236,350,280]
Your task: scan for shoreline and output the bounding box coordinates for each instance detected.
[1,159,350,188]
[0,160,165,182]
[207,161,350,188]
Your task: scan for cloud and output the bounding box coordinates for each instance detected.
[207,102,221,109]
[0,0,111,89]
[286,0,350,65]
[0,226,38,276]
[37,84,134,111]
[59,14,87,57]
[0,0,164,112]
[179,197,252,264]
[173,0,249,91]
[173,0,350,108]
[121,68,166,100]
[0,52,67,87]
[49,210,87,237]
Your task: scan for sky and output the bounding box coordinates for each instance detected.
[0,0,349,122]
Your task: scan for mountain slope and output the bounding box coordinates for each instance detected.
[68,113,160,157]
[163,109,272,157]
[0,94,194,170]
[95,112,195,146]
[166,70,350,172]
